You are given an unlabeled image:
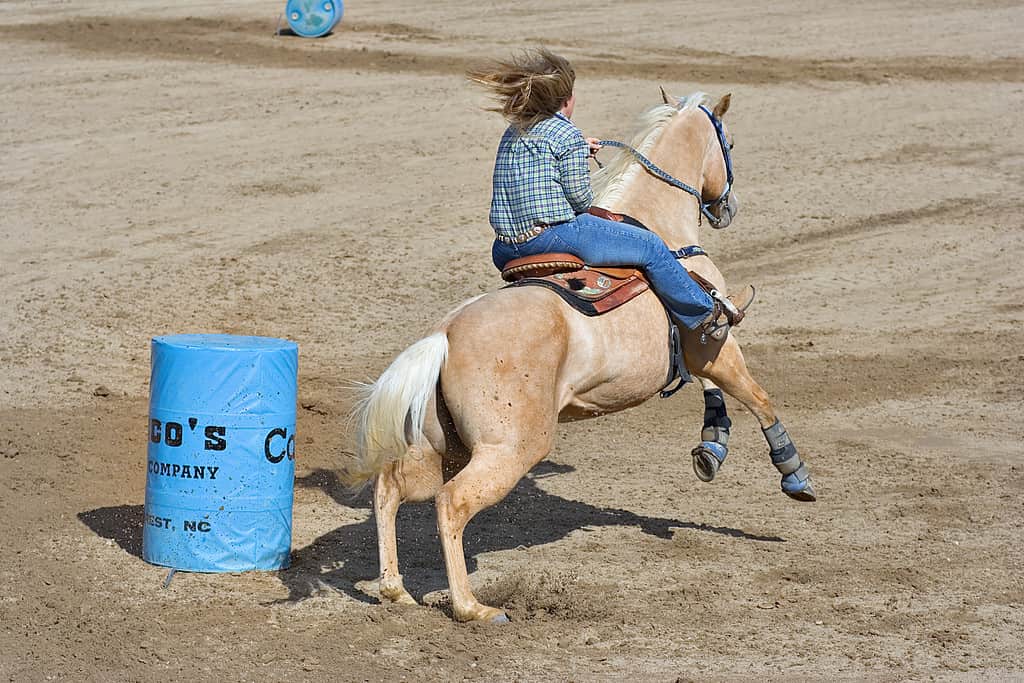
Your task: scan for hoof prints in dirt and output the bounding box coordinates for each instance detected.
[479,569,618,621]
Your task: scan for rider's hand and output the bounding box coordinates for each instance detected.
[585,137,602,157]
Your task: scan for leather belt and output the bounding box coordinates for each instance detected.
[495,220,569,245]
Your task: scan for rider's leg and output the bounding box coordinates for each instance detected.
[541,214,716,329]
[491,214,752,332]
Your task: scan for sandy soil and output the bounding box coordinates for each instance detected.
[1,0,1023,680]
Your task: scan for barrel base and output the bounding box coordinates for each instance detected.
[142,502,292,572]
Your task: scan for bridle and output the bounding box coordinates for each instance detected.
[696,104,735,226]
[597,104,735,228]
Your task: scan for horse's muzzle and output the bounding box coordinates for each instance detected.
[709,192,738,230]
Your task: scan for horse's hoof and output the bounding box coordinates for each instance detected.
[379,577,419,606]
[390,592,419,606]
[454,604,510,623]
[782,475,816,502]
[691,441,727,482]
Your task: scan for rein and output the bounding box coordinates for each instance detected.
[596,104,734,227]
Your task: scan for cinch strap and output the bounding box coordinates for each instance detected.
[660,317,690,398]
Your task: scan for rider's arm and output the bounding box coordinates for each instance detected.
[555,133,594,213]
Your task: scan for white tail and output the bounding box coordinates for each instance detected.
[345,332,448,485]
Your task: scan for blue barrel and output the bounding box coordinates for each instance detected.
[285,0,343,37]
[143,334,298,572]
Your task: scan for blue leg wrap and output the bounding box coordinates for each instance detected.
[700,389,732,446]
[763,419,816,501]
[692,389,731,482]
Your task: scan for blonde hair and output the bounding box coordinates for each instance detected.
[467,48,576,131]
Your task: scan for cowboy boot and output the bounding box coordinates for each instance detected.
[702,284,755,341]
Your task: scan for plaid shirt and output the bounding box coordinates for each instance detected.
[489,112,593,241]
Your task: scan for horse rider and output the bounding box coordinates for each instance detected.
[468,48,753,337]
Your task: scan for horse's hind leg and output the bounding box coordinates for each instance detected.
[436,440,550,623]
[374,447,444,605]
[686,336,816,502]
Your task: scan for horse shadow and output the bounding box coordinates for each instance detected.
[278,460,785,605]
[76,461,784,604]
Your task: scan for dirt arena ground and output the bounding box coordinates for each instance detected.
[2,0,1023,680]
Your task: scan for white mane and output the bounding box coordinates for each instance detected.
[592,92,710,208]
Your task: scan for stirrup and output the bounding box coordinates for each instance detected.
[703,285,755,342]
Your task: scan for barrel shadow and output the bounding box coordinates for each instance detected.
[278,460,785,605]
[78,504,144,558]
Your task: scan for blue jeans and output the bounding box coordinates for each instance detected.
[492,213,714,329]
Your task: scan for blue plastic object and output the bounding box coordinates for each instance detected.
[285,0,343,38]
[142,334,298,572]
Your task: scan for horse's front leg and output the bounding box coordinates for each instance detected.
[680,262,735,483]
[690,378,732,483]
[685,335,816,502]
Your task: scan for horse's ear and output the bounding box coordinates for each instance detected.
[713,93,732,118]
[661,86,673,106]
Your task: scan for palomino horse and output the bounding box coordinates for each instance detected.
[344,91,816,623]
